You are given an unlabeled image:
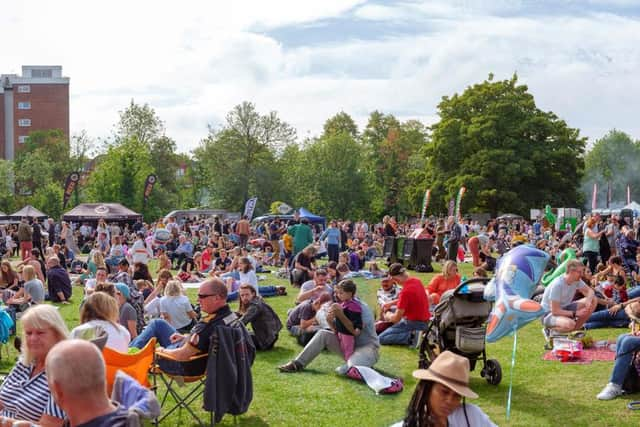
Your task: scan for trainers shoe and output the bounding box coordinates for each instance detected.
[279,360,303,373]
[597,383,623,400]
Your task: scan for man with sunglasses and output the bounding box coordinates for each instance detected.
[130,278,234,364]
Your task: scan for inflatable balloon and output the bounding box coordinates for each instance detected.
[544,205,556,229]
[485,245,550,342]
[540,248,577,287]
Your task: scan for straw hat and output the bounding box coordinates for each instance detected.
[412,351,478,398]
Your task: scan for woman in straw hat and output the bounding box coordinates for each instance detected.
[395,351,496,427]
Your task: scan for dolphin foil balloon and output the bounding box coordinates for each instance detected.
[485,245,550,342]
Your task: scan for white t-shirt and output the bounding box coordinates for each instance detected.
[541,275,586,312]
[160,295,194,329]
[71,320,131,353]
[131,239,152,265]
[391,403,496,427]
[238,270,259,293]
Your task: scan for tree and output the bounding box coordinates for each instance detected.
[323,111,358,139]
[293,132,369,219]
[362,112,427,218]
[193,102,295,212]
[424,74,586,216]
[583,130,640,206]
[116,100,164,145]
[84,137,154,215]
[0,160,15,213]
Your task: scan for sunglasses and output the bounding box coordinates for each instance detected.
[197,293,216,299]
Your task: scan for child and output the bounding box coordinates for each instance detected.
[368,262,387,278]
[602,274,628,305]
[333,280,362,360]
[377,277,401,317]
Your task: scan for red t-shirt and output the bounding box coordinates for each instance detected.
[397,277,430,321]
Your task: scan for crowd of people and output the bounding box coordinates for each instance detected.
[3,209,640,425]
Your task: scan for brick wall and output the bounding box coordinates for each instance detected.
[13,83,69,150]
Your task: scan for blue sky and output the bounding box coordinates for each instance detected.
[2,0,639,152]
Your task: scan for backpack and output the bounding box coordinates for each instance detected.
[623,352,640,393]
[128,287,146,335]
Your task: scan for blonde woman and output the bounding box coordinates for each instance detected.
[7,265,45,305]
[71,292,131,352]
[426,260,461,305]
[160,280,197,333]
[0,305,68,426]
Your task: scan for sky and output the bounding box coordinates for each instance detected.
[2,0,640,153]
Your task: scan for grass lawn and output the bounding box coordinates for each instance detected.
[2,259,639,426]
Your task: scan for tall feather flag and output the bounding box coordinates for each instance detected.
[454,186,466,223]
[62,172,80,208]
[448,198,455,217]
[420,189,431,222]
[591,183,598,211]
[607,182,612,209]
[628,185,631,205]
[143,174,157,206]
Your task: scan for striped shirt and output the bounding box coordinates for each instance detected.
[0,360,65,422]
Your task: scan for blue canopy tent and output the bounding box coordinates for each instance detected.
[298,208,326,228]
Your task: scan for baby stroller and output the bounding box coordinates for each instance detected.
[418,277,502,385]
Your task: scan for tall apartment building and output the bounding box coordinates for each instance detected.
[0,65,69,160]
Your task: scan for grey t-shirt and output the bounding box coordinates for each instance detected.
[24,279,45,304]
[354,299,380,349]
[119,302,137,331]
[299,280,333,301]
[541,275,586,312]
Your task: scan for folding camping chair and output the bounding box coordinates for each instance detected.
[151,316,255,427]
[151,351,210,426]
[103,337,156,395]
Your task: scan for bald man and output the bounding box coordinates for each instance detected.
[130,278,233,375]
[46,339,129,427]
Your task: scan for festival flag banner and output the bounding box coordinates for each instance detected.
[62,172,80,208]
[244,197,258,220]
[448,198,455,217]
[628,184,631,205]
[143,174,157,205]
[454,186,466,222]
[591,183,598,211]
[420,189,431,222]
[607,182,612,209]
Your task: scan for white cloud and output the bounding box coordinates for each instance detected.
[1,0,639,154]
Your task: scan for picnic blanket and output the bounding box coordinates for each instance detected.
[542,343,616,365]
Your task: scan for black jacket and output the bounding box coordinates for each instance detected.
[239,297,282,350]
[203,317,255,422]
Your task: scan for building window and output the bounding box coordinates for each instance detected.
[18,119,31,127]
[18,102,31,110]
[17,85,30,93]
[18,136,28,144]
[31,69,52,78]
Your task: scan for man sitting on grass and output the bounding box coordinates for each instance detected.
[541,259,597,341]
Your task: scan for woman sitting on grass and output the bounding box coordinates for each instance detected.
[426,260,461,305]
[160,280,197,333]
[71,291,131,352]
[0,260,19,291]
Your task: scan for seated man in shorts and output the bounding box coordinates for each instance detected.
[541,259,597,342]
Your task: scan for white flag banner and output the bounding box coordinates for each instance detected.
[244,197,258,220]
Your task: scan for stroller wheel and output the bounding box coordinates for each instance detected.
[483,359,502,385]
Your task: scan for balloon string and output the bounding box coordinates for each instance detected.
[506,326,517,420]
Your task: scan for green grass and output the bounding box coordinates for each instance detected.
[3,259,640,426]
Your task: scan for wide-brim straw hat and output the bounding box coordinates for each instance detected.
[412,351,478,399]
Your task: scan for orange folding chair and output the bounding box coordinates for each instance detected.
[103,337,156,394]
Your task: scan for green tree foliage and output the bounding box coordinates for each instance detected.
[323,111,358,139]
[362,112,427,218]
[116,100,165,145]
[583,130,640,206]
[0,160,15,213]
[292,131,369,219]
[84,137,154,215]
[193,102,296,212]
[424,74,586,216]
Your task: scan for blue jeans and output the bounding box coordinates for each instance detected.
[221,271,240,281]
[611,334,640,386]
[130,318,177,349]
[378,319,427,345]
[585,309,629,329]
[629,286,640,300]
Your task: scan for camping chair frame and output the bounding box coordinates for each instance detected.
[151,352,213,426]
